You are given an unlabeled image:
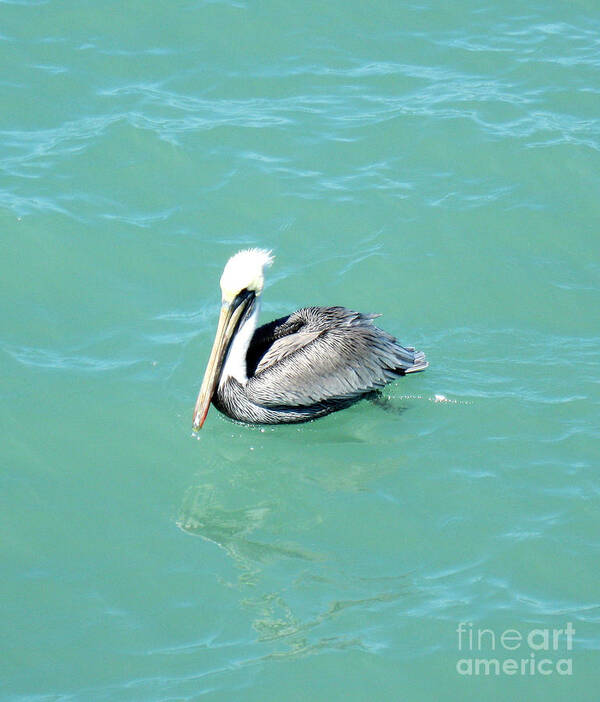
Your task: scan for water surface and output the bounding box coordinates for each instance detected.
[1,1,599,700]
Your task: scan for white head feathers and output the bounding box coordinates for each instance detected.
[220,248,274,302]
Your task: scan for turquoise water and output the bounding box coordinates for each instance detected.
[1,0,599,699]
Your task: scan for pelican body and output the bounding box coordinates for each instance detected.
[193,249,427,429]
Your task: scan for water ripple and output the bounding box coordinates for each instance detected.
[3,344,140,372]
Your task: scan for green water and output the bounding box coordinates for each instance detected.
[1,1,599,700]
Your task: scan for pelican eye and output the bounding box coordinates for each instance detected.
[231,288,255,310]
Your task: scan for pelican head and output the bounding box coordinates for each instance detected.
[193,249,274,430]
[219,248,274,303]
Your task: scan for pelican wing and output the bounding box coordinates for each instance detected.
[255,331,322,375]
[246,306,426,408]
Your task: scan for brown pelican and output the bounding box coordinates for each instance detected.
[193,249,427,429]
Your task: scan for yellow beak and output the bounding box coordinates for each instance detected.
[192,294,251,431]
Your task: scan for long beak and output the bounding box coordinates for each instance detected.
[192,294,251,431]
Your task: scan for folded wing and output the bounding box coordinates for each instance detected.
[246,306,427,408]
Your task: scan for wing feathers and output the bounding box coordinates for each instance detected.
[255,330,322,375]
[246,306,426,408]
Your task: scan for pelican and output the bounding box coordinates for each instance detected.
[193,249,427,429]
